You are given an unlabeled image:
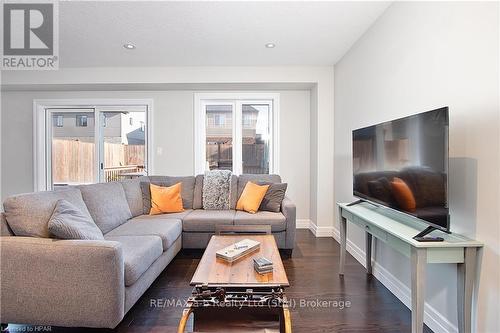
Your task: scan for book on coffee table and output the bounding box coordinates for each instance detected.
[216,238,260,263]
[254,257,274,274]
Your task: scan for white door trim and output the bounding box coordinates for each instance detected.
[33,98,154,191]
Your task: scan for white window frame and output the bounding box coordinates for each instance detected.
[194,92,280,175]
[33,99,154,191]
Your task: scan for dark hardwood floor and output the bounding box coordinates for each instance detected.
[5,230,432,333]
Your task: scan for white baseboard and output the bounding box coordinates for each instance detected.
[332,227,458,333]
[310,222,334,237]
[296,219,333,237]
[296,219,311,229]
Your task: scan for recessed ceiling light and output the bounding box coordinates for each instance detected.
[265,43,276,48]
[123,43,136,50]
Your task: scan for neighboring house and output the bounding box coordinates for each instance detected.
[206,105,263,143]
[52,112,145,145]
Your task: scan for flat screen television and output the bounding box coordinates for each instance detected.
[352,107,449,233]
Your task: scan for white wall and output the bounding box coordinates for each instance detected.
[334,2,499,333]
[2,66,334,228]
[1,89,311,220]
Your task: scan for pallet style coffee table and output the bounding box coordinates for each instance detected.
[177,234,291,333]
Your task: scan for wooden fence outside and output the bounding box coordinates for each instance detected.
[52,139,145,184]
[206,142,269,174]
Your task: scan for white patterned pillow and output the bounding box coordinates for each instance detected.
[48,199,104,240]
[203,170,232,210]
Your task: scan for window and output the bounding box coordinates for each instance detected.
[214,114,225,127]
[242,104,271,174]
[195,93,279,175]
[242,113,253,127]
[55,115,64,127]
[76,115,88,127]
[205,105,234,171]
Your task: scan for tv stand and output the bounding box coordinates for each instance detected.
[337,202,483,333]
[414,225,437,238]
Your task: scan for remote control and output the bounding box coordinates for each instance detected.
[414,236,444,242]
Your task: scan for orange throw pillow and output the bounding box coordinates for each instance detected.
[149,183,184,215]
[390,177,416,212]
[236,182,270,214]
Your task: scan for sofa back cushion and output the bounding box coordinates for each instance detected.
[230,174,238,209]
[120,177,147,217]
[141,176,196,213]
[1,212,14,236]
[78,182,132,234]
[193,175,204,209]
[237,174,282,199]
[3,188,92,238]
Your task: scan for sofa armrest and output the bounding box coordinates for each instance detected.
[281,197,296,249]
[0,237,125,328]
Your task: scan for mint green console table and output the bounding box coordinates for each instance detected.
[337,202,483,333]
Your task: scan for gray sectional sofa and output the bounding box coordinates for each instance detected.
[0,174,296,329]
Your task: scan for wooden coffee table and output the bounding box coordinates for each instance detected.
[178,234,291,333]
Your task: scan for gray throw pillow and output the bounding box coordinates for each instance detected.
[48,199,104,240]
[259,183,288,213]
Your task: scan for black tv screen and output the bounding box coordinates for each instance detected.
[352,107,449,231]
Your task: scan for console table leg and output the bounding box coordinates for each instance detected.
[411,247,426,333]
[365,232,372,275]
[457,247,477,333]
[339,209,347,276]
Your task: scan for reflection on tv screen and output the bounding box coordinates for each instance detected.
[352,107,449,230]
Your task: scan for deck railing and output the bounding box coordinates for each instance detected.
[104,165,145,182]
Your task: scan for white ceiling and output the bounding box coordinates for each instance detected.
[58,1,391,67]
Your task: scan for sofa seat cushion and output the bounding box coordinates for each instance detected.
[234,211,286,232]
[182,210,235,232]
[3,188,93,238]
[106,215,182,251]
[105,235,163,286]
[78,182,132,234]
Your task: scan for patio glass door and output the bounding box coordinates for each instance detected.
[100,109,147,182]
[48,108,98,189]
[46,106,148,190]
